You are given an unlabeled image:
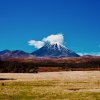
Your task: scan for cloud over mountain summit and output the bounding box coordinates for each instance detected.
[28,33,64,48]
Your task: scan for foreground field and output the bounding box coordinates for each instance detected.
[0,71,100,100]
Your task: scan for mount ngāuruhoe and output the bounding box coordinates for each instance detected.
[31,43,80,58]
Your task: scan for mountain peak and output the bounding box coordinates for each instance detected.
[44,43,68,52]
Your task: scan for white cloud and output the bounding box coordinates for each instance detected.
[28,40,44,49]
[28,33,64,48]
[78,52,100,56]
[43,33,64,45]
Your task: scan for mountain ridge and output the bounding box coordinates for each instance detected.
[0,43,80,60]
[0,50,33,61]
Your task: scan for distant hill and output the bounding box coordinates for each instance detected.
[0,50,33,61]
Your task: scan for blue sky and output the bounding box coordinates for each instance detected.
[0,0,100,54]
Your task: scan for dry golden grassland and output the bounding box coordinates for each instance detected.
[0,71,100,100]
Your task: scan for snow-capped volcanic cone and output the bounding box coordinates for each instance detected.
[31,43,80,58]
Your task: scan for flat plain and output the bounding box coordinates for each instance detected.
[0,71,100,100]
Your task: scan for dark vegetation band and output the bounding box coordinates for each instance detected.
[0,57,100,73]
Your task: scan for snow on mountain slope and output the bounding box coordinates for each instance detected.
[32,43,80,58]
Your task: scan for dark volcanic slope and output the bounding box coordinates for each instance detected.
[32,43,80,58]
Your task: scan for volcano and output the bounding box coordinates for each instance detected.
[31,43,80,58]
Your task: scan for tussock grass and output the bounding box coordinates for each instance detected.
[0,80,100,100]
